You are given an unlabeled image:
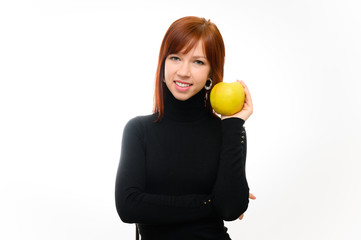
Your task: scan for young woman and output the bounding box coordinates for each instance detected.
[115,16,255,240]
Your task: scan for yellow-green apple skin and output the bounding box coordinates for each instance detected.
[210,82,245,116]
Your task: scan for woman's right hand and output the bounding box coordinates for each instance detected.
[221,80,253,122]
[238,193,256,220]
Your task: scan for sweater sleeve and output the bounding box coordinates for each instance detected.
[115,117,214,225]
[211,117,250,221]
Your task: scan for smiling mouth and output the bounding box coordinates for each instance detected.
[174,81,192,87]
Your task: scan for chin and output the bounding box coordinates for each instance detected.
[175,95,190,101]
[172,92,192,101]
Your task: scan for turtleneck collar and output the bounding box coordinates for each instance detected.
[163,83,208,122]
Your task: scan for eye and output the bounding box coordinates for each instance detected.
[169,56,180,61]
[195,60,205,65]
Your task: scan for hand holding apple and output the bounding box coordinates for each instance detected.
[210,80,253,121]
[223,80,253,121]
[210,81,245,116]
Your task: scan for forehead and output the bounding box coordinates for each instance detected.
[179,40,206,56]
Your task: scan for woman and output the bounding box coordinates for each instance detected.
[115,16,255,240]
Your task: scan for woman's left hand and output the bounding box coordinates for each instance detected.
[238,193,256,220]
[222,80,253,121]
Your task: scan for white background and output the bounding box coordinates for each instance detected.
[1,0,361,239]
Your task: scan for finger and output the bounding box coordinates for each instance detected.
[249,193,256,200]
[237,79,245,87]
[242,81,253,108]
[237,80,250,101]
[238,80,249,96]
[237,80,253,111]
[238,214,244,220]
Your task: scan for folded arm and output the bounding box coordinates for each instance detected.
[115,117,214,225]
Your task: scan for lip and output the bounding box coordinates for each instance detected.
[174,80,192,92]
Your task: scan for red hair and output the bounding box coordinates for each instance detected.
[153,16,225,121]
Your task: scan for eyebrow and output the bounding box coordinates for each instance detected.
[192,56,207,59]
[171,53,207,60]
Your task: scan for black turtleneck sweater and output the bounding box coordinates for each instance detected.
[115,85,250,240]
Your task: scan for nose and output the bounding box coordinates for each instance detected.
[176,62,191,78]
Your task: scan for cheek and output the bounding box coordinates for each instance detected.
[164,62,174,81]
[196,68,211,84]
[164,68,168,79]
[164,65,169,81]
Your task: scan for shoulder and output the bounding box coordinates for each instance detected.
[128,113,157,125]
[123,114,157,134]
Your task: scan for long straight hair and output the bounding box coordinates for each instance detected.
[153,16,226,122]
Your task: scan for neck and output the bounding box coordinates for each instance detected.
[163,83,208,122]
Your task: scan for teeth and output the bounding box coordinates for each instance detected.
[175,81,191,87]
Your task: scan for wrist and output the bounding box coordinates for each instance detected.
[221,114,247,121]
